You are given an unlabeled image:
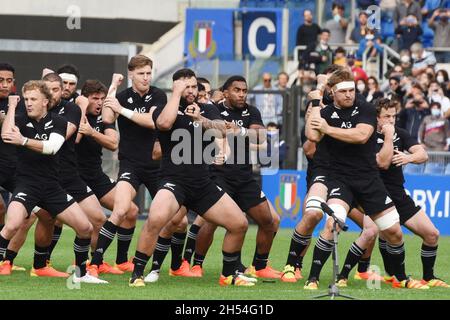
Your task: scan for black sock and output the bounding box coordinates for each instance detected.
[286,230,311,268]
[183,224,200,263]
[47,225,63,261]
[378,238,392,275]
[74,237,90,277]
[0,234,10,261]
[150,236,171,272]
[222,251,240,277]
[387,242,406,281]
[421,244,438,281]
[357,257,371,273]
[237,252,246,272]
[91,220,118,266]
[116,226,135,264]
[308,235,334,281]
[132,251,150,278]
[5,250,18,265]
[193,253,205,267]
[33,245,49,269]
[339,242,366,279]
[171,232,187,270]
[253,252,269,271]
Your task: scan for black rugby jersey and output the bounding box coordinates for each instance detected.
[15,112,67,183]
[75,113,115,175]
[116,87,166,168]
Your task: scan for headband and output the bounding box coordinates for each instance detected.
[333,81,355,91]
[59,73,78,83]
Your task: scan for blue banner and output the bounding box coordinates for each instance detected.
[262,170,450,235]
[184,9,234,60]
[242,9,283,58]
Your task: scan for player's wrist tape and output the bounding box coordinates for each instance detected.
[22,137,29,146]
[120,108,134,119]
[317,83,325,91]
[239,126,248,136]
[311,99,321,107]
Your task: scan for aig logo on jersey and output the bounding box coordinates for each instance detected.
[133,107,146,114]
[275,174,301,220]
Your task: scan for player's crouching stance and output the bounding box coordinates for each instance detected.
[0,82,106,284]
[128,69,253,287]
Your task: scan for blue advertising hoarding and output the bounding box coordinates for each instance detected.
[262,170,450,235]
[241,9,283,58]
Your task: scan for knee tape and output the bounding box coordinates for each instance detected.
[326,204,348,223]
[374,208,400,231]
[305,196,325,216]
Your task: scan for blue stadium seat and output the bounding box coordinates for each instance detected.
[403,163,425,175]
[421,21,435,48]
[445,163,450,175]
[380,18,395,41]
[424,162,445,175]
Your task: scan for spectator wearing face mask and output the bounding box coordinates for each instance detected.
[398,50,413,77]
[395,15,423,50]
[436,69,450,98]
[428,8,450,63]
[364,76,384,103]
[302,29,334,75]
[324,2,349,44]
[428,81,450,119]
[386,76,407,101]
[356,29,383,66]
[394,0,422,28]
[418,102,450,151]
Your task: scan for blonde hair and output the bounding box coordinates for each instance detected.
[22,80,52,105]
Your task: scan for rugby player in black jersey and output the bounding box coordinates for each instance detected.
[75,79,139,274]
[89,55,168,276]
[0,63,32,274]
[0,81,105,283]
[56,64,80,103]
[39,73,112,275]
[337,98,447,288]
[306,69,429,290]
[128,68,254,287]
[281,68,380,284]
[190,75,281,279]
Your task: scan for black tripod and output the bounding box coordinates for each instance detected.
[312,202,356,300]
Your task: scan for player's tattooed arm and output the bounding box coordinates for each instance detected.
[376,124,395,169]
[185,103,227,136]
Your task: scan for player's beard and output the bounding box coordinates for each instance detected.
[180,97,190,107]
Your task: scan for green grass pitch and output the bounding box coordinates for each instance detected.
[1,222,449,300]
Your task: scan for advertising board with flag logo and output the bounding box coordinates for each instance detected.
[184,9,234,60]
